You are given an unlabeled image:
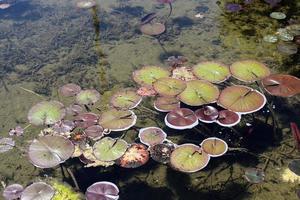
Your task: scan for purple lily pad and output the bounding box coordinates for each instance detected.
[66,104,83,116]
[216,110,241,127]
[225,3,243,12]
[86,181,119,200]
[165,108,198,130]
[3,184,23,200]
[195,106,219,123]
[138,127,167,146]
[8,125,24,136]
[51,120,75,133]
[59,83,81,97]
[21,182,55,200]
[74,112,99,128]
[85,125,105,140]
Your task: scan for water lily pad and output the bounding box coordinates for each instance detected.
[230,60,271,82]
[153,77,186,96]
[28,135,74,168]
[171,66,197,81]
[99,109,137,131]
[93,137,128,162]
[270,12,286,20]
[111,89,142,109]
[216,110,241,127]
[3,184,23,200]
[263,35,278,43]
[76,89,100,105]
[192,62,231,83]
[165,108,198,130]
[277,43,298,55]
[21,182,55,200]
[138,127,167,146]
[154,96,180,112]
[244,168,265,184]
[86,181,119,200]
[178,80,220,106]
[200,137,228,157]
[286,24,300,36]
[262,74,300,97]
[75,112,99,128]
[277,28,294,41]
[288,160,300,176]
[170,144,210,173]
[150,143,175,164]
[0,137,15,153]
[28,101,66,126]
[218,85,266,114]
[117,143,149,168]
[133,66,170,86]
[59,83,81,97]
[85,125,105,140]
[140,23,166,36]
[195,106,219,123]
[137,86,157,97]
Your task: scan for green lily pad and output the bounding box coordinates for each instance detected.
[217,85,266,114]
[153,77,186,96]
[76,89,100,105]
[93,137,128,162]
[99,109,137,131]
[111,89,142,109]
[28,101,66,126]
[178,80,220,106]
[270,12,286,20]
[154,96,180,112]
[230,60,271,82]
[170,144,210,173]
[133,66,170,86]
[192,62,231,83]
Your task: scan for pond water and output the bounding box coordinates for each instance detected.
[0,0,300,199]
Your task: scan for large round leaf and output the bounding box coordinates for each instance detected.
[178,80,220,106]
[76,89,100,105]
[28,101,66,126]
[153,77,186,96]
[230,60,270,82]
[261,74,300,97]
[133,66,170,86]
[110,89,142,109]
[217,85,266,114]
[165,108,198,130]
[193,62,230,83]
[154,96,180,112]
[93,137,128,162]
[21,182,55,200]
[170,144,210,173]
[99,109,137,131]
[28,135,74,168]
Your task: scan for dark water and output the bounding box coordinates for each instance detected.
[0,0,300,199]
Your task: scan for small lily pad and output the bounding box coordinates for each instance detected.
[133,66,170,86]
[192,62,231,83]
[0,137,15,153]
[153,77,186,96]
[140,23,166,36]
[270,12,286,20]
[76,89,100,105]
[201,137,228,157]
[138,127,167,146]
[165,108,198,130]
[111,89,142,110]
[117,143,150,168]
[263,35,278,43]
[86,181,119,200]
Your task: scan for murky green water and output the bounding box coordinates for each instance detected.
[0,0,300,199]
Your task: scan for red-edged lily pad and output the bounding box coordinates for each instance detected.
[216,110,241,127]
[165,108,198,130]
[138,127,167,146]
[193,62,231,83]
[178,80,220,106]
[217,85,266,114]
[154,96,180,112]
[99,109,137,131]
[153,77,186,96]
[261,74,300,97]
[117,143,149,168]
[200,137,228,157]
[110,89,142,109]
[85,181,119,200]
[133,66,170,86]
[170,144,210,173]
[195,106,219,123]
[230,60,271,83]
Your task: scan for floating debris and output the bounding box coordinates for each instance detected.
[277,28,294,41]
[270,12,286,20]
[8,125,24,136]
[117,143,149,168]
[195,13,204,18]
[244,168,265,183]
[263,35,278,43]
[76,0,96,9]
[0,0,16,9]
[0,137,15,153]
[150,143,175,164]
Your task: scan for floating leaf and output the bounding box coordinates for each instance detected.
[3,184,23,200]
[28,135,74,168]
[59,83,81,97]
[192,62,231,83]
[216,110,241,127]
[270,12,286,20]
[76,89,100,105]
[178,80,220,106]
[277,43,298,55]
[111,89,142,109]
[154,96,180,112]
[230,60,271,82]
[93,137,128,162]
[75,112,99,128]
[140,23,166,36]
[138,127,167,146]
[21,182,55,200]
[195,106,219,123]
[262,74,300,97]
[171,66,197,81]
[99,109,137,131]
[153,77,186,96]
[28,101,66,126]
[85,125,105,140]
[165,108,198,130]
[170,144,210,173]
[150,143,175,164]
[0,137,15,153]
[218,85,266,114]
[133,66,170,86]
[85,181,119,200]
[117,143,149,168]
[76,0,96,9]
[201,137,228,157]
